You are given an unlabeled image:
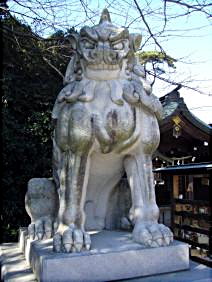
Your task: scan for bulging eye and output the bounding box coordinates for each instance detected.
[112,42,124,50]
[83,40,95,49]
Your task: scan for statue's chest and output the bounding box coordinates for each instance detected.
[87,81,135,143]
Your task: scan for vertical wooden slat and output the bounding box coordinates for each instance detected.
[173,175,179,199]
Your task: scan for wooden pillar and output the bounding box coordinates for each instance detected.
[173,175,179,199]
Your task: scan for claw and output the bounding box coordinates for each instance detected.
[156,238,163,246]
[132,224,153,246]
[151,241,159,248]
[158,224,173,246]
[44,220,53,239]
[84,233,91,250]
[146,239,152,246]
[73,229,83,252]
[164,236,170,245]
[53,233,62,252]
[169,232,174,242]
[45,231,52,239]
[64,243,72,252]
[63,229,73,253]
[148,225,162,241]
[37,232,43,240]
[75,243,83,252]
[85,244,91,251]
[35,220,44,240]
[53,221,58,235]
[140,230,152,244]
[53,227,92,253]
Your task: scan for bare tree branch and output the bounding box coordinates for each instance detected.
[2,0,212,98]
[165,0,212,18]
[42,57,65,79]
[133,0,165,53]
[147,70,212,96]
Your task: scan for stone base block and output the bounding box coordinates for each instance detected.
[24,230,189,282]
[19,227,28,253]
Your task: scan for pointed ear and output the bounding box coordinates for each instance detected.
[64,54,77,85]
[129,33,142,52]
[67,33,79,50]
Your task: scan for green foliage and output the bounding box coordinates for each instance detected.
[2,16,71,242]
[137,51,177,71]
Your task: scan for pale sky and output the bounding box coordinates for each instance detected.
[8,0,212,124]
[152,8,212,125]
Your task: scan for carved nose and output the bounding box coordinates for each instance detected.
[103,49,118,64]
[90,43,118,65]
[90,49,103,63]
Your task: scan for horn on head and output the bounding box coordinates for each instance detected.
[99,8,111,23]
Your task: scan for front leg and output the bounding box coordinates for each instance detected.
[53,151,92,253]
[53,104,93,253]
[124,154,173,247]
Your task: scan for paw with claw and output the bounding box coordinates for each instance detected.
[25,178,59,240]
[28,217,58,240]
[53,225,91,253]
[133,222,173,247]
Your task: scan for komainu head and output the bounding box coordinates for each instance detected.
[65,9,142,82]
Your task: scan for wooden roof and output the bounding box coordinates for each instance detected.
[158,88,212,162]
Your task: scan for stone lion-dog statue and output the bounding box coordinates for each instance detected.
[25,9,173,253]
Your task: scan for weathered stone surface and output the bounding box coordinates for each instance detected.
[19,227,28,253]
[3,238,212,282]
[23,230,189,282]
[25,8,173,254]
[2,251,212,282]
[2,230,209,282]
[25,178,59,240]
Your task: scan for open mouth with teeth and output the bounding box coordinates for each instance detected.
[87,63,120,70]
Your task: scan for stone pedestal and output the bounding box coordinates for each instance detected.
[23,230,189,282]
